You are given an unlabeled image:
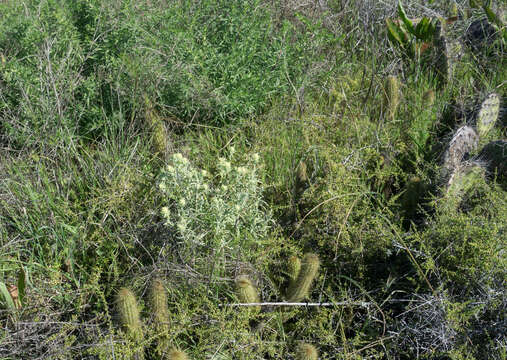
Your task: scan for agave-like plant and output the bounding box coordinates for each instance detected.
[386,1,439,59]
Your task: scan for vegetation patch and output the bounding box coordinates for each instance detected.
[0,0,505,359]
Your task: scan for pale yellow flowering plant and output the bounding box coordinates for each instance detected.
[157,151,271,265]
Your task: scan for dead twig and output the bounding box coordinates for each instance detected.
[219,301,371,307]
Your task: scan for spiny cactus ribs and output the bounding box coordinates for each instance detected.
[150,278,169,327]
[295,343,319,360]
[116,287,145,359]
[116,287,143,341]
[150,278,171,356]
[115,281,192,359]
[235,275,260,311]
[286,253,320,302]
[287,255,301,291]
[167,349,189,360]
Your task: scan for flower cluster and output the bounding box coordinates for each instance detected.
[158,151,270,260]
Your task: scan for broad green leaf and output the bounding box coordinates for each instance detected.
[386,19,406,46]
[414,17,430,40]
[398,1,415,35]
[0,282,15,311]
[17,268,26,306]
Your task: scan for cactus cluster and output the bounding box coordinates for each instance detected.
[234,253,320,305]
[113,256,321,358]
[286,253,320,302]
[115,278,190,360]
[233,254,321,357]
[438,91,504,212]
[442,93,501,184]
[387,1,505,88]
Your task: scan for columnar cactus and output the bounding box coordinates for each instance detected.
[150,278,170,356]
[116,288,143,340]
[295,343,319,360]
[235,275,260,311]
[116,287,144,359]
[287,256,301,291]
[167,349,189,360]
[384,75,400,120]
[286,253,320,302]
[150,278,169,328]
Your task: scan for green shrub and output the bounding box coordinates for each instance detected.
[418,181,506,293]
[131,0,318,124]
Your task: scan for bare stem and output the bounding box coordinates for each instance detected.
[219,301,371,307]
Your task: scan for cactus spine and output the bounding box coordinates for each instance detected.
[286,253,320,302]
[116,288,144,359]
[296,343,319,360]
[235,275,260,311]
[150,278,170,356]
[442,125,479,179]
[476,93,500,138]
[287,256,301,290]
[167,349,189,360]
[116,288,143,340]
[384,75,400,120]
